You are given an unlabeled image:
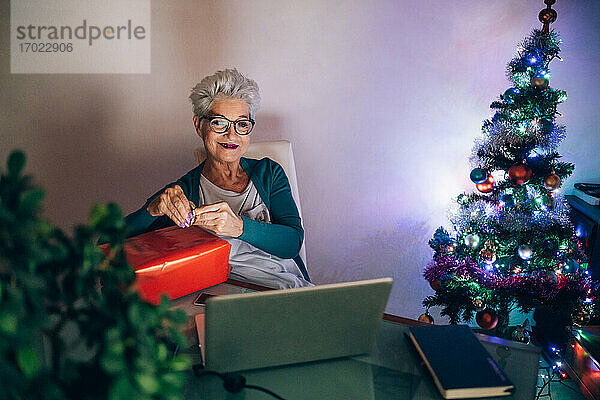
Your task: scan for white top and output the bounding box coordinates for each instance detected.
[199,174,312,289]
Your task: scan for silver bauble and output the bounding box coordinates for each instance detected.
[517,245,533,260]
[464,234,481,248]
[573,309,591,326]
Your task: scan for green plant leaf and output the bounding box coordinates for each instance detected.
[16,347,41,378]
[135,373,160,395]
[89,203,124,231]
[109,377,137,400]
[89,204,109,228]
[157,343,168,362]
[161,372,184,388]
[101,352,125,374]
[0,311,18,335]
[19,188,45,213]
[170,355,191,371]
[7,150,26,177]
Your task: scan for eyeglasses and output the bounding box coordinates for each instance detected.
[200,116,255,136]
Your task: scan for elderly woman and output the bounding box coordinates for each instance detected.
[125,69,311,289]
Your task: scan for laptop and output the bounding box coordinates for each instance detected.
[194,278,393,373]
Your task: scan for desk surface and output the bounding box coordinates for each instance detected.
[171,280,540,400]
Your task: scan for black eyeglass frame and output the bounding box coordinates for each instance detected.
[199,116,256,136]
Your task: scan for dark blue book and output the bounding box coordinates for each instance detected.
[408,325,515,399]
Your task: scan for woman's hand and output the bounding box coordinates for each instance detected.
[146,185,194,228]
[193,201,243,237]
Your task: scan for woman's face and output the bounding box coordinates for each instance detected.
[195,98,251,165]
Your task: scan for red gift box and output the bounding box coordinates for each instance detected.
[101,226,231,304]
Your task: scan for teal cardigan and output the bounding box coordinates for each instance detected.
[125,157,309,282]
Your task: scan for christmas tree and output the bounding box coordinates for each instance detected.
[422,4,595,340]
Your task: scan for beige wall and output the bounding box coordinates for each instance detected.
[2,0,599,320]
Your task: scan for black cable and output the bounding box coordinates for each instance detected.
[536,362,583,400]
[536,367,556,400]
[193,365,288,400]
[558,378,580,393]
[245,384,287,400]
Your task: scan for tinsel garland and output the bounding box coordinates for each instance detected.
[423,255,480,283]
[425,255,589,305]
[470,120,567,171]
[448,195,571,233]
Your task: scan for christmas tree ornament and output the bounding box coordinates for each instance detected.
[476,175,494,193]
[417,311,435,324]
[470,168,488,184]
[543,174,561,191]
[517,244,533,260]
[476,308,498,330]
[538,0,558,33]
[508,162,532,185]
[429,279,441,291]
[473,297,485,312]
[503,87,521,104]
[511,320,531,344]
[480,249,497,264]
[544,270,559,284]
[531,70,550,88]
[511,329,531,344]
[500,193,515,207]
[573,308,591,326]
[564,259,579,274]
[464,233,481,248]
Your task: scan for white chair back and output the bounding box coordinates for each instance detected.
[194,140,307,265]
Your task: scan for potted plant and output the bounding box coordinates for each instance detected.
[0,150,190,399]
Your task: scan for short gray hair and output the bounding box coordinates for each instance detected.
[189,68,261,118]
